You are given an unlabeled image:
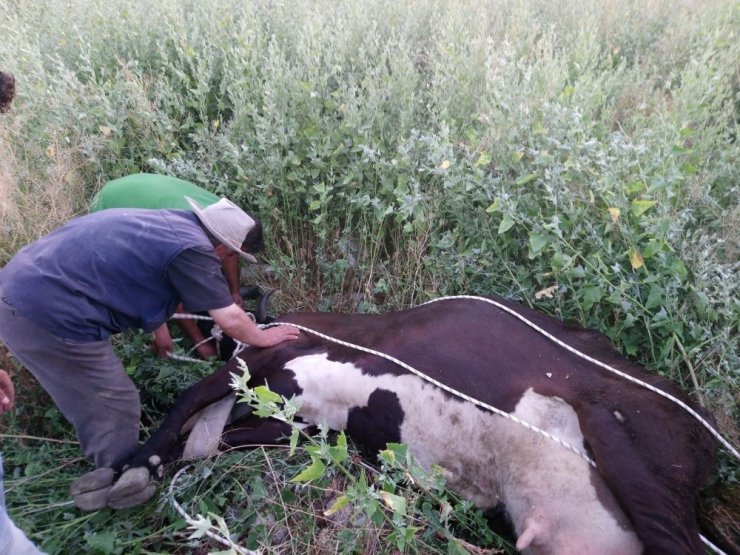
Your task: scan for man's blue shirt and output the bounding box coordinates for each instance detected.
[0,209,232,341]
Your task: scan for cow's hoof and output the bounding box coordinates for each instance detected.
[108,483,157,510]
[70,467,116,496]
[74,486,112,512]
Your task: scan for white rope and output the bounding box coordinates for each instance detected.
[168,313,255,363]
[167,352,207,364]
[167,296,738,460]
[701,534,728,555]
[169,295,738,461]
[164,313,221,364]
[230,340,250,359]
[263,293,738,461]
[169,313,215,321]
[168,465,259,555]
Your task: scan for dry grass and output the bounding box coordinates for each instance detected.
[0,124,89,263]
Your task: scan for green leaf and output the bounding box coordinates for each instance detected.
[645,285,665,310]
[380,443,408,467]
[368,499,385,526]
[289,427,300,456]
[581,286,603,311]
[498,215,515,234]
[572,265,586,278]
[485,198,501,213]
[85,531,117,554]
[528,233,549,258]
[254,386,283,404]
[681,162,698,175]
[308,199,321,211]
[328,431,348,464]
[436,232,456,249]
[474,151,491,167]
[671,144,691,154]
[324,494,350,516]
[630,199,657,217]
[626,180,646,194]
[379,491,407,516]
[515,173,537,186]
[291,456,325,483]
[671,258,688,280]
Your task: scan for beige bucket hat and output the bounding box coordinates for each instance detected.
[185,196,258,263]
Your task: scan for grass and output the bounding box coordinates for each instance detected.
[0,0,738,552]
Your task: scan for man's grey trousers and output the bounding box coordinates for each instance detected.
[0,284,140,468]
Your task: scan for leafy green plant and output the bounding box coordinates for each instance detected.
[228,360,508,554]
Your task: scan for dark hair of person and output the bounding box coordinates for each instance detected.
[243,217,264,254]
[0,71,16,113]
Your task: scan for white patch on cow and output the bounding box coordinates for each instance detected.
[502,390,642,554]
[286,353,500,504]
[614,410,626,424]
[285,354,642,555]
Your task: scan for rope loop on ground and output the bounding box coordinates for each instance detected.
[168,465,259,555]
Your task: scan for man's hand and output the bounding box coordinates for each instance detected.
[196,342,218,360]
[0,369,15,414]
[256,324,301,347]
[210,304,300,348]
[152,324,174,358]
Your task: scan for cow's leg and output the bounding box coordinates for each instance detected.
[123,361,238,473]
[220,415,294,448]
[579,406,705,555]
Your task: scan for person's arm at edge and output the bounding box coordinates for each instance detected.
[0,369,15,414]
[209,304,299,347]
[151,323,174,358]
[222,256,243,307]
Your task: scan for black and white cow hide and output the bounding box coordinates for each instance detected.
[123,296,719,555]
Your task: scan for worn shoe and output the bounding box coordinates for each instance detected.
[70,467,115,496]
[106,467,156,509]
[71,467,116,512]
[74,487,112,512]
[108,483,157,510]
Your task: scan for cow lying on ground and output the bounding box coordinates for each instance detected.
[103,296,720,554]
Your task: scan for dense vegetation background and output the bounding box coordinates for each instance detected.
[0,0,737,553]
